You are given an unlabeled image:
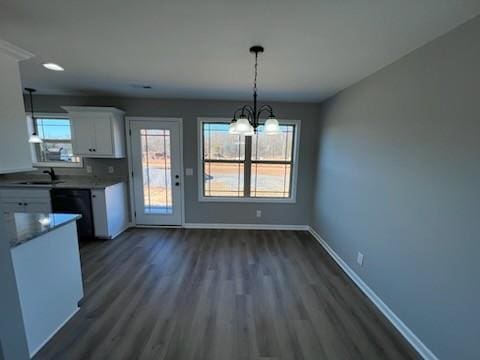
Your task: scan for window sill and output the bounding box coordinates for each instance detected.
[33,161,84,169]
[198,196,296,204]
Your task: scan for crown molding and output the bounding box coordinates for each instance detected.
[0,39,34,61]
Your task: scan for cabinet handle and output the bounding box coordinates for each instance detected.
[93,149,96,152]
[175,182,180,186]
[92,195,96,198]
[24,203,28,206]
[88,148,92,152]
[18,202,22,206]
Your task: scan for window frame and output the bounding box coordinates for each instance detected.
[197,117,300,203]
[26,113,84,168]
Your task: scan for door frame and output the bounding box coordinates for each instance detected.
[126,117,185,227]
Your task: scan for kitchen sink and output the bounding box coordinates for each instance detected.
[15,180,65,185]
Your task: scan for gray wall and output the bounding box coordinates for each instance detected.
[312,16,480,359]
[25,96,320,225]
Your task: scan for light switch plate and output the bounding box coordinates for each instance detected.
[86,165,92,173]
[185,168,193,176]
[256,210,262,218]
[108,166,114,174]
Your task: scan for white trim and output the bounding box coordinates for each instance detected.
[184,223,309,230]
[98,225,130,240]
[0,39,34,60]
[32,161,84,169]
[307,226,438,360]
[126,117,185,227]
[197,117,300,203]
[135,224,183,229]
[29,307,80,358]
[61,106,125,115]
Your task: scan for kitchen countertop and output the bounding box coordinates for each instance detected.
[0,177,125,190]
[5,212,82,248]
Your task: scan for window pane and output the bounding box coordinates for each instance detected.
[251,163,291,198]
[204,162,244,197]
[32,117,81,164]
[36,118,72,140]
[141,129,173,214]
[252,125,294,161]
[36,142,80,163]
[203,123,245,160]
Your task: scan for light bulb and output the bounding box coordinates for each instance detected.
[29,134,43,143]
[229,119,238,134]
[264,117,280,134]
[236,116,251,134]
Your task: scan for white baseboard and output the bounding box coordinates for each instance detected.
[307,227,438,360]
[30,307,80,358]
[183,223,310,231]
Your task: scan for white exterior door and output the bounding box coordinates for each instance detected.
[130,119,183,225]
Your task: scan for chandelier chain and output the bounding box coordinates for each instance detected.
[253,51,258,95]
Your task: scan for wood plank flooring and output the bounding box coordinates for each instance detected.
[34,228,419,360]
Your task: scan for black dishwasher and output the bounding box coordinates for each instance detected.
[50,188,95,239]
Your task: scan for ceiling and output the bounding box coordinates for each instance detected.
[1,0,480,102]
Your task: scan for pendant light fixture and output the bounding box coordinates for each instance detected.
[229,46,280,136]
[25,88,42,143]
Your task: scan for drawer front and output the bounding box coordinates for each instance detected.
[0,201,25,214]
[0,188,51,201]
[23,201,52,213]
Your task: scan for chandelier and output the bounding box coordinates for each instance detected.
[229,46,280,136]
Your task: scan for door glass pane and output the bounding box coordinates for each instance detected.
[141,129,172,214]
[250,163,291,197]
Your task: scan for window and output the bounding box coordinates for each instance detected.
[199,118,299,202]
[28,115,82,167]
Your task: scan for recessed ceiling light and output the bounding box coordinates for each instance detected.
[43,63,64,71]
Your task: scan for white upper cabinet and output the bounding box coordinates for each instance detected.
[0,40,34,174]
[62,106,126,158]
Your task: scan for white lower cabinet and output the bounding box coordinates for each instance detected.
[0,183,129,239]
[91,182,129,239]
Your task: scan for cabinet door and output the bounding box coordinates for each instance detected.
[23,201,52,213]
[91,189,109,238]
[71,116,94,155]
[93,115,114,156]
[0,51,34,174]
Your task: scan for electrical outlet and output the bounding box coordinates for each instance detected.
[256,210,262,218]
[108,166,114,174]
[86,165,92,174]
[357,252,364,266]
[185,168,193,176]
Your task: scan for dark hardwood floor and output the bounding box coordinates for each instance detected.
[34,228,419,360]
